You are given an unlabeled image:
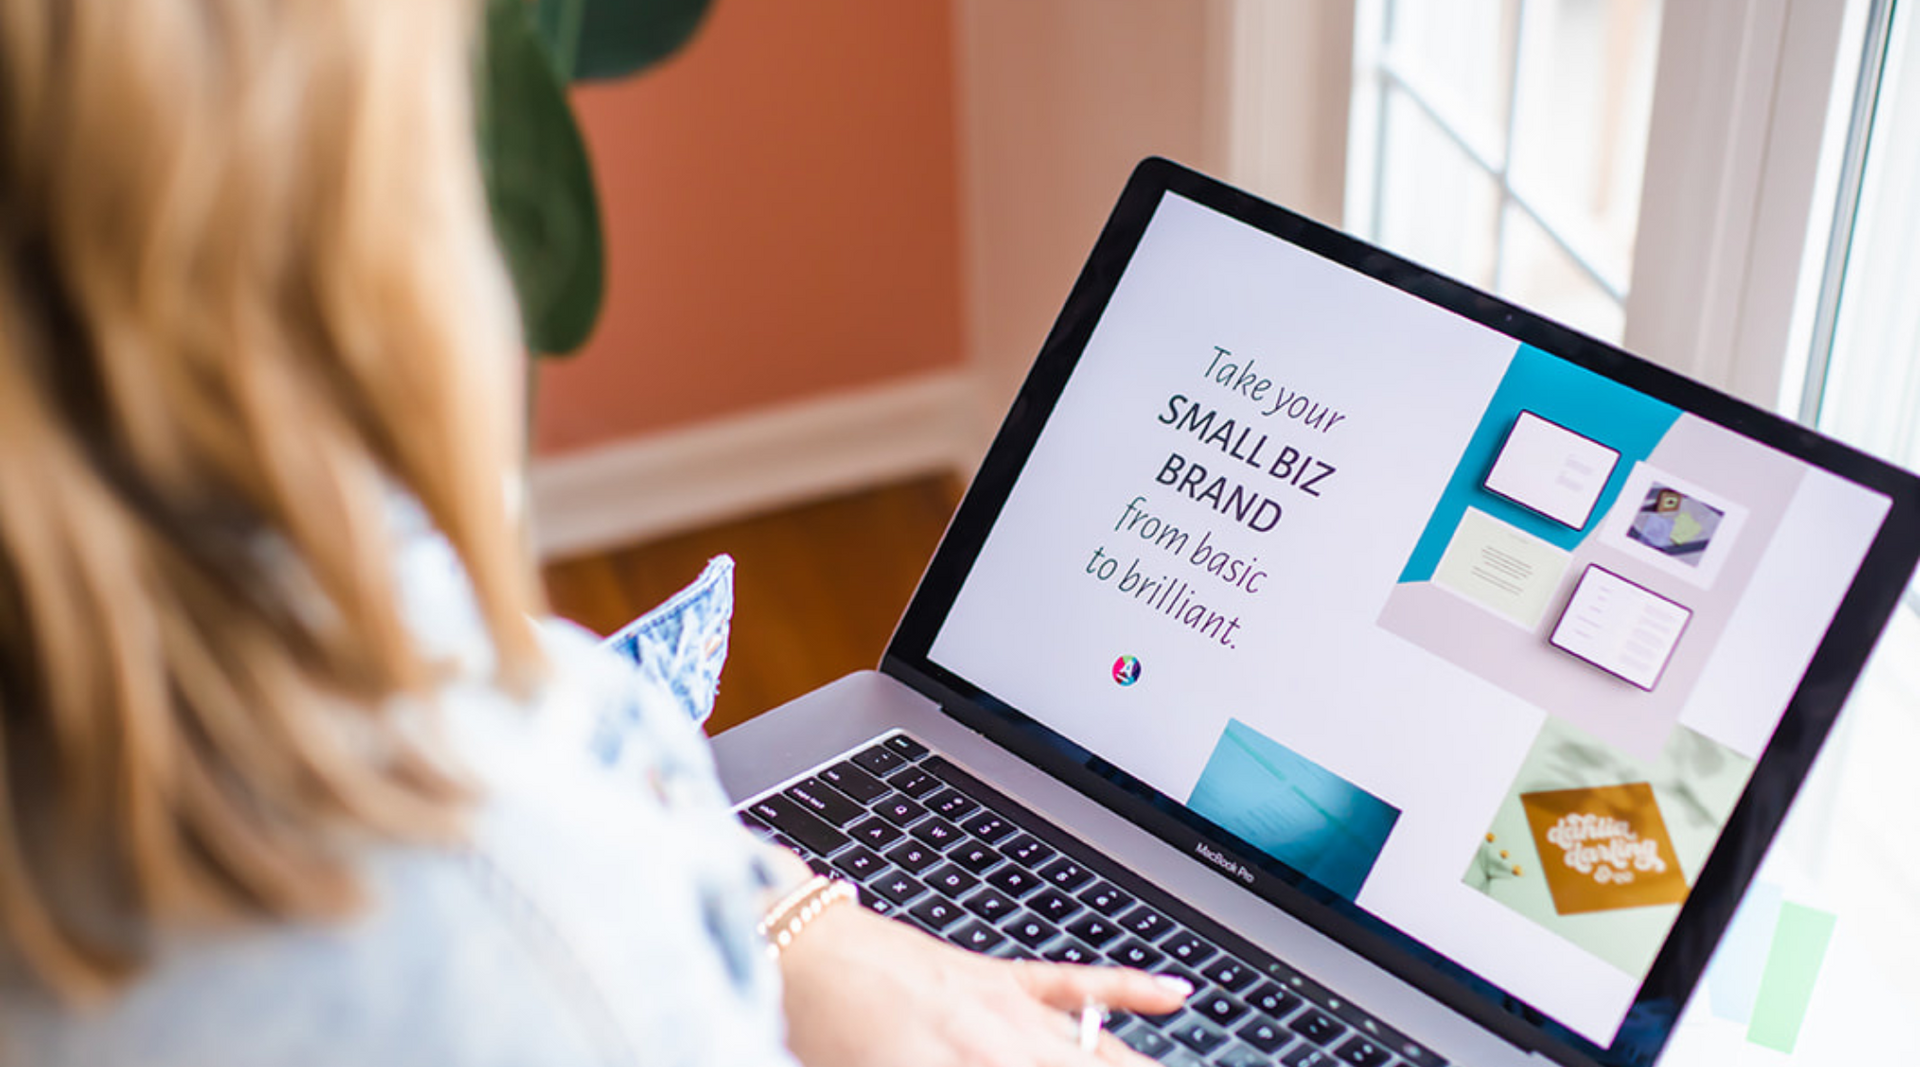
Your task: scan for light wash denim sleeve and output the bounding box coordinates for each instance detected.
[599,555,734,727]
[1,530,798,1067]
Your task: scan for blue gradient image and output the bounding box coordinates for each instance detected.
[1188,719,1401,901]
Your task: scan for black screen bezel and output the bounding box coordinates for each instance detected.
[881,157,1920,1066]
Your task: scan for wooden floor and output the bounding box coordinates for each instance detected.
[541,475,962,734]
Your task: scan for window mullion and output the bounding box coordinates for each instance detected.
[1377,67,1503,174]
[1492,0,1527,295]
[1800,0,1898,426]
[1502,187,1629,302]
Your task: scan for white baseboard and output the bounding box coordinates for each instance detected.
[530,371,982,560]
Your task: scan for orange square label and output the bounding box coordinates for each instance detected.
[1520,782,1688,915]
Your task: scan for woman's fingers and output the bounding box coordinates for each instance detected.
[1011,958,1193,1015]
[1017,999,1160,1067]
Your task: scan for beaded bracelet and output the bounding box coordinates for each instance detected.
[755,874,858,960]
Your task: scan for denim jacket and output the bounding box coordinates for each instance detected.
[0,526,797,1067]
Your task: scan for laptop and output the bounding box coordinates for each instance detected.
[709,158,1920,1067]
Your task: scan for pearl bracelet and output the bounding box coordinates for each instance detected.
[756,874,858,960]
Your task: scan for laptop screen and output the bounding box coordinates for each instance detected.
[889,161,1920,1064]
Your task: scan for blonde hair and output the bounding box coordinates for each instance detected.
[0,0,545,998]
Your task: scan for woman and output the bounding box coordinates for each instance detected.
[0,1,1184,1064]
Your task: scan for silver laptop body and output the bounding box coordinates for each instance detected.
[711,159,1920,1067]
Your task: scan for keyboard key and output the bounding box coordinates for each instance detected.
[951,919,1006,953]
[949,842,1004,874]
[1116,903,1170,940]
[883,840,940,874]
[1026,887,1082,923]
[986,941,1036,962]
[924,863,979,899]
[1192,990,1249,1027]
[1118,1027,1173,1059]
[1314,991,1447,1067]
[1169,1019,1229,1055]
[831,845,885,882]
[1236,1018,1292,1053]
[872,795,929,827]
[926,788,979,821]
[883,734,930,760]
[1078,881,1134,917]
[1108,938,1164,970]
[1246,982,1302,1019]
[1065,914,1123,948]
[1202,956,1259,993]
[1003,834,1057,868]
[962,886,1018,923]
[1039,857,1094,892]
[909,895,964,931]
[1334,1036,1391,1067]
[846,815,904,848]
[850,743,907,776]
[818,761,891,804]
[1387,1035,1449,1067]
[869,870,928,906]
[1219,1045,1276,1067]
[1003,912,1060,949]
[1159,931,1216,965]
[984,864,1042,898]
[908,816,964,850]
[748,794,850,856]
[960,811,1016,843]
[1103,1010,1145,1035]
[1282,1047,1335,1067]
[1289,1009,1347,1048]
[737,812,770,834]
[785,778,866,827]
[885,767,942,799]
[1043,939,1099,965]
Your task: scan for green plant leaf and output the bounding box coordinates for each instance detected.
[480,0,604,355]
[539,0,713,82]
[531,0,586,83]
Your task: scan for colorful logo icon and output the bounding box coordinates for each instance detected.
[1112,655,1142,686]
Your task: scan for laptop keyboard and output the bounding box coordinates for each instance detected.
[736,731,1449,1067]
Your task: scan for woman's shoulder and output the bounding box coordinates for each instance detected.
[1,554,792,1067]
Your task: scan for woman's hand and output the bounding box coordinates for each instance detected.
[778,900,1191,1067]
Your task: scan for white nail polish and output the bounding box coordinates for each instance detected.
[1152,974,1194,998]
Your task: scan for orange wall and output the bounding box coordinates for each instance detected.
[533,0,964,456]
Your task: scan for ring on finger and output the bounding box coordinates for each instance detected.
[1075,998,1107,1052]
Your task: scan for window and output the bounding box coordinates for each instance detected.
[1334,0,1920,1036]
[1799,0,1920,614]
[1348,0,1662,342]
[1803,0,1920,506]
[1345,1,1863,413]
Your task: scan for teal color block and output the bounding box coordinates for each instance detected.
[1398,344,1682,583]
[1187,719,1400,901]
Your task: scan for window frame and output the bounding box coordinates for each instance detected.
[1247,0,1866,411]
